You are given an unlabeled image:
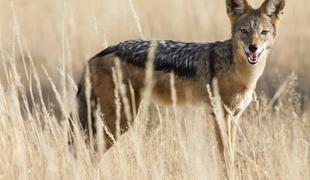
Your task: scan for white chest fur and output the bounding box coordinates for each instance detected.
[229,89,254,115]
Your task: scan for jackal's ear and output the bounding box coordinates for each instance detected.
[260,0,285,17]
[260,0,285,28]
[226,0,251,20]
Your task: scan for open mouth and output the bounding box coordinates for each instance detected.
[244,48,264,65]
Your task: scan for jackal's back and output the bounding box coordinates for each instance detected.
[94,39,233,80]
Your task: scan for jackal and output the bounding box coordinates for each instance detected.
[76,0,285,149]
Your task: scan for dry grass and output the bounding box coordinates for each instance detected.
[0,0,309,179]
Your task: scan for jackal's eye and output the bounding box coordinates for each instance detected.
[261,30,269,35]
[240,29,248,34]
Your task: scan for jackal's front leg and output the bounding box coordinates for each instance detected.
[225,106,247,156]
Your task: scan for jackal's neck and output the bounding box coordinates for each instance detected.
[231,43,267,90]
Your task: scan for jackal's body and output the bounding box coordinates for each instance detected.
[77,0,285,149]
[77,39,250,147]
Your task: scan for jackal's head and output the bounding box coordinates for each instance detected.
[226,0,285,65]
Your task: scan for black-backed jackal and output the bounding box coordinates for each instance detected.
[76,0,285,151]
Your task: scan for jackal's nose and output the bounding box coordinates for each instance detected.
[249,45,258,53]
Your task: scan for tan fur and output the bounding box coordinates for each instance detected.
[84,54,210,148]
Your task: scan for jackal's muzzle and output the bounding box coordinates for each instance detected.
[244,47,264,65]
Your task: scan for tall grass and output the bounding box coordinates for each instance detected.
[0,0,309,179]
[0,65,308,179]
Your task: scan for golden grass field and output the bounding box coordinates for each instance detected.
[0,0,309,179]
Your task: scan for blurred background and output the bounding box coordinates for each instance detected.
[0,0,309,110]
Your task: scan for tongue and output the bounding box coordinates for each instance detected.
[250,53,257,60]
